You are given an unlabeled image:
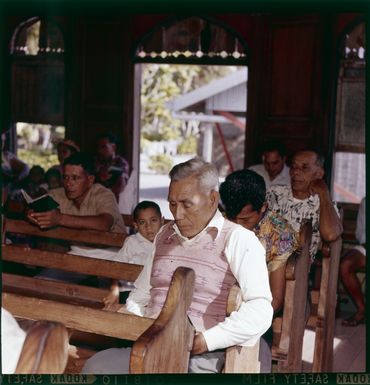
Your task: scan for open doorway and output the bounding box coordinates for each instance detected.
[121,16,250,216]
[135,64,248,218]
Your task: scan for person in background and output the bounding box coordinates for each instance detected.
[2,131,29,190]
[82,157,272,374]
[249,140,290,189]
[49,139,80,182]
[95,132,130,202]
[45,168,62,190]
[220,169,298,313]
[104,200,164,309]
[340,197,366,326]
[2,131,30,218]
[266,148,342,261]
[21,165,48,199]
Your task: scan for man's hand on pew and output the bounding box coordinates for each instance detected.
[27,209,62,229]
[191,332,208,356]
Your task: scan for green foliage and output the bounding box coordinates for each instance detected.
[15,123,65,171]
[148,154,174,174]
[141,64,236,145]
[18,149,58,171]
[177,136,198,154]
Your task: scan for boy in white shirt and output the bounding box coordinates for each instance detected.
[104,201,164,308]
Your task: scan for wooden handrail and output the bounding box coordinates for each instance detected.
[5,218,126,248]
[3,244,143,281]
[3,292,153,341]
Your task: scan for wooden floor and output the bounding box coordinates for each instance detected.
[302,313,366,372]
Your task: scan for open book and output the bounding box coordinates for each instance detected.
[21,189,59,212]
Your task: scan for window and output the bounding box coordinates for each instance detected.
[332,22,365,203]
[10,17,65,169]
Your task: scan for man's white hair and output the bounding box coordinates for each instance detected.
[169,157,219,192]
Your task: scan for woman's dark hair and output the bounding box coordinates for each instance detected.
[219,169,266,220]
[133,200,162,221]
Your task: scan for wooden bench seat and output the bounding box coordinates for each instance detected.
[3,267,196,373]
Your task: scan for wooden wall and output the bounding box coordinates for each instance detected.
[2,3,364,178]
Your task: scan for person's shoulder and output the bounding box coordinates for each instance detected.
[124,232,141,245]
[248,163,264,172]
[49,187,66,199]
[266,209,294,231]
[114,154,129,166]
[267,184,291,195]
[226,218,259,239]
[91,183,116,198]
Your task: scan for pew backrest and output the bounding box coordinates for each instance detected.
[4,218,126,248]
[15,321,69,374]
[271,220,312,372]
[224,285,261,373]
[3,267,196,374]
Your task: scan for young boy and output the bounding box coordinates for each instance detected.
[104,200,164,308]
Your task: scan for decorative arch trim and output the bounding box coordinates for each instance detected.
[133,15,249,64]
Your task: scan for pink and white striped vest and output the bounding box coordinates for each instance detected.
[145,220,238,332]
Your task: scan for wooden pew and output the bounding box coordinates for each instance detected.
[224,284,261,373]
[224,221,312,373]
[271,220,312,372]
[15,321,69,374]
[4,218,126,248]
[2,244,143,308]
[307,209,343,372]
[310,236,343,372]
[3,267,196,374]
[3,216,269,373]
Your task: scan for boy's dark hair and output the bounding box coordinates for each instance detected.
[219,169,266,220]
[96,132,118,145]
[45,167,61,180]
[63,152,95,175]
[261,140,287,158]
[29,165,45,175]
[133,200,162,221]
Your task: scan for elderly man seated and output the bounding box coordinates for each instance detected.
[266,149,342,261]
[82,157,273,374]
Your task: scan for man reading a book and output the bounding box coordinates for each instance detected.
[27,152,125,234]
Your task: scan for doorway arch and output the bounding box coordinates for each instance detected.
[128,16,250,217]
